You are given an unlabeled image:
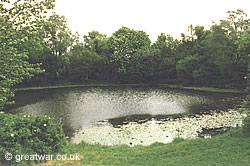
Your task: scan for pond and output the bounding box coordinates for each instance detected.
[6,85,247,146]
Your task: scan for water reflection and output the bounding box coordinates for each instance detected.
[6,86,244,138]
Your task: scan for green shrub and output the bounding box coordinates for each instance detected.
[242,115,250,136]
[0,112,67,165]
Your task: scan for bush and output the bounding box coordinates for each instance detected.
[0,112,67,165]
[242,115,250,136]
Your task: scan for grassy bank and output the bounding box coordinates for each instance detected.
[14,82,247,93]
[43,128,250,166]
[161,85,247,93]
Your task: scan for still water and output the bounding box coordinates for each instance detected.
[6,86,245,145]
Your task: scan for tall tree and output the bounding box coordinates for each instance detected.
[107,26,151,80]
[151,33,180,81]
[220,9,249,40]
[43,13,74,57]
[83,30,109,54]
[0,0,55,28]
[237,30,250,100]
[0,0,55,109]
[36,13,75,80]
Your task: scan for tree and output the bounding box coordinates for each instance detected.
[83,31,111,80]
[43,13,74,57]
[237,30,250,58]
[237,30,250,108]
[68,48,101,82]
[220,9,249,39]
[175,9,249,87]
[218,9,249,87]
[176,54,201,84]
[188,24,195,41]
[32,13,75,81]
[107,26,151,79]
[0,0,55,28]
[220,9,249,63]
[0,0,55,109]
[83,30,109,55]
[150,33,180,81]
[127,47,158,81]
[245,55,250,109]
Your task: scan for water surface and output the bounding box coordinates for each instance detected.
[6,86,245,144]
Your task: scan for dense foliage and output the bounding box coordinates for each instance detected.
[0,0,55,109]
[0,1,67,164]
[20,9,249,89]
[0,112,67,165]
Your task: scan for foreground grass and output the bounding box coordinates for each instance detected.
[46,128,250,166]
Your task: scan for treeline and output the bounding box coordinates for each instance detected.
[0,0,249,109]
[21,10,249,88]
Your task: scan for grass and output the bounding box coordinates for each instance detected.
[43,128,250,166]
[161,85,247,93]
[14,82,247,93]
[13,81,142,91]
